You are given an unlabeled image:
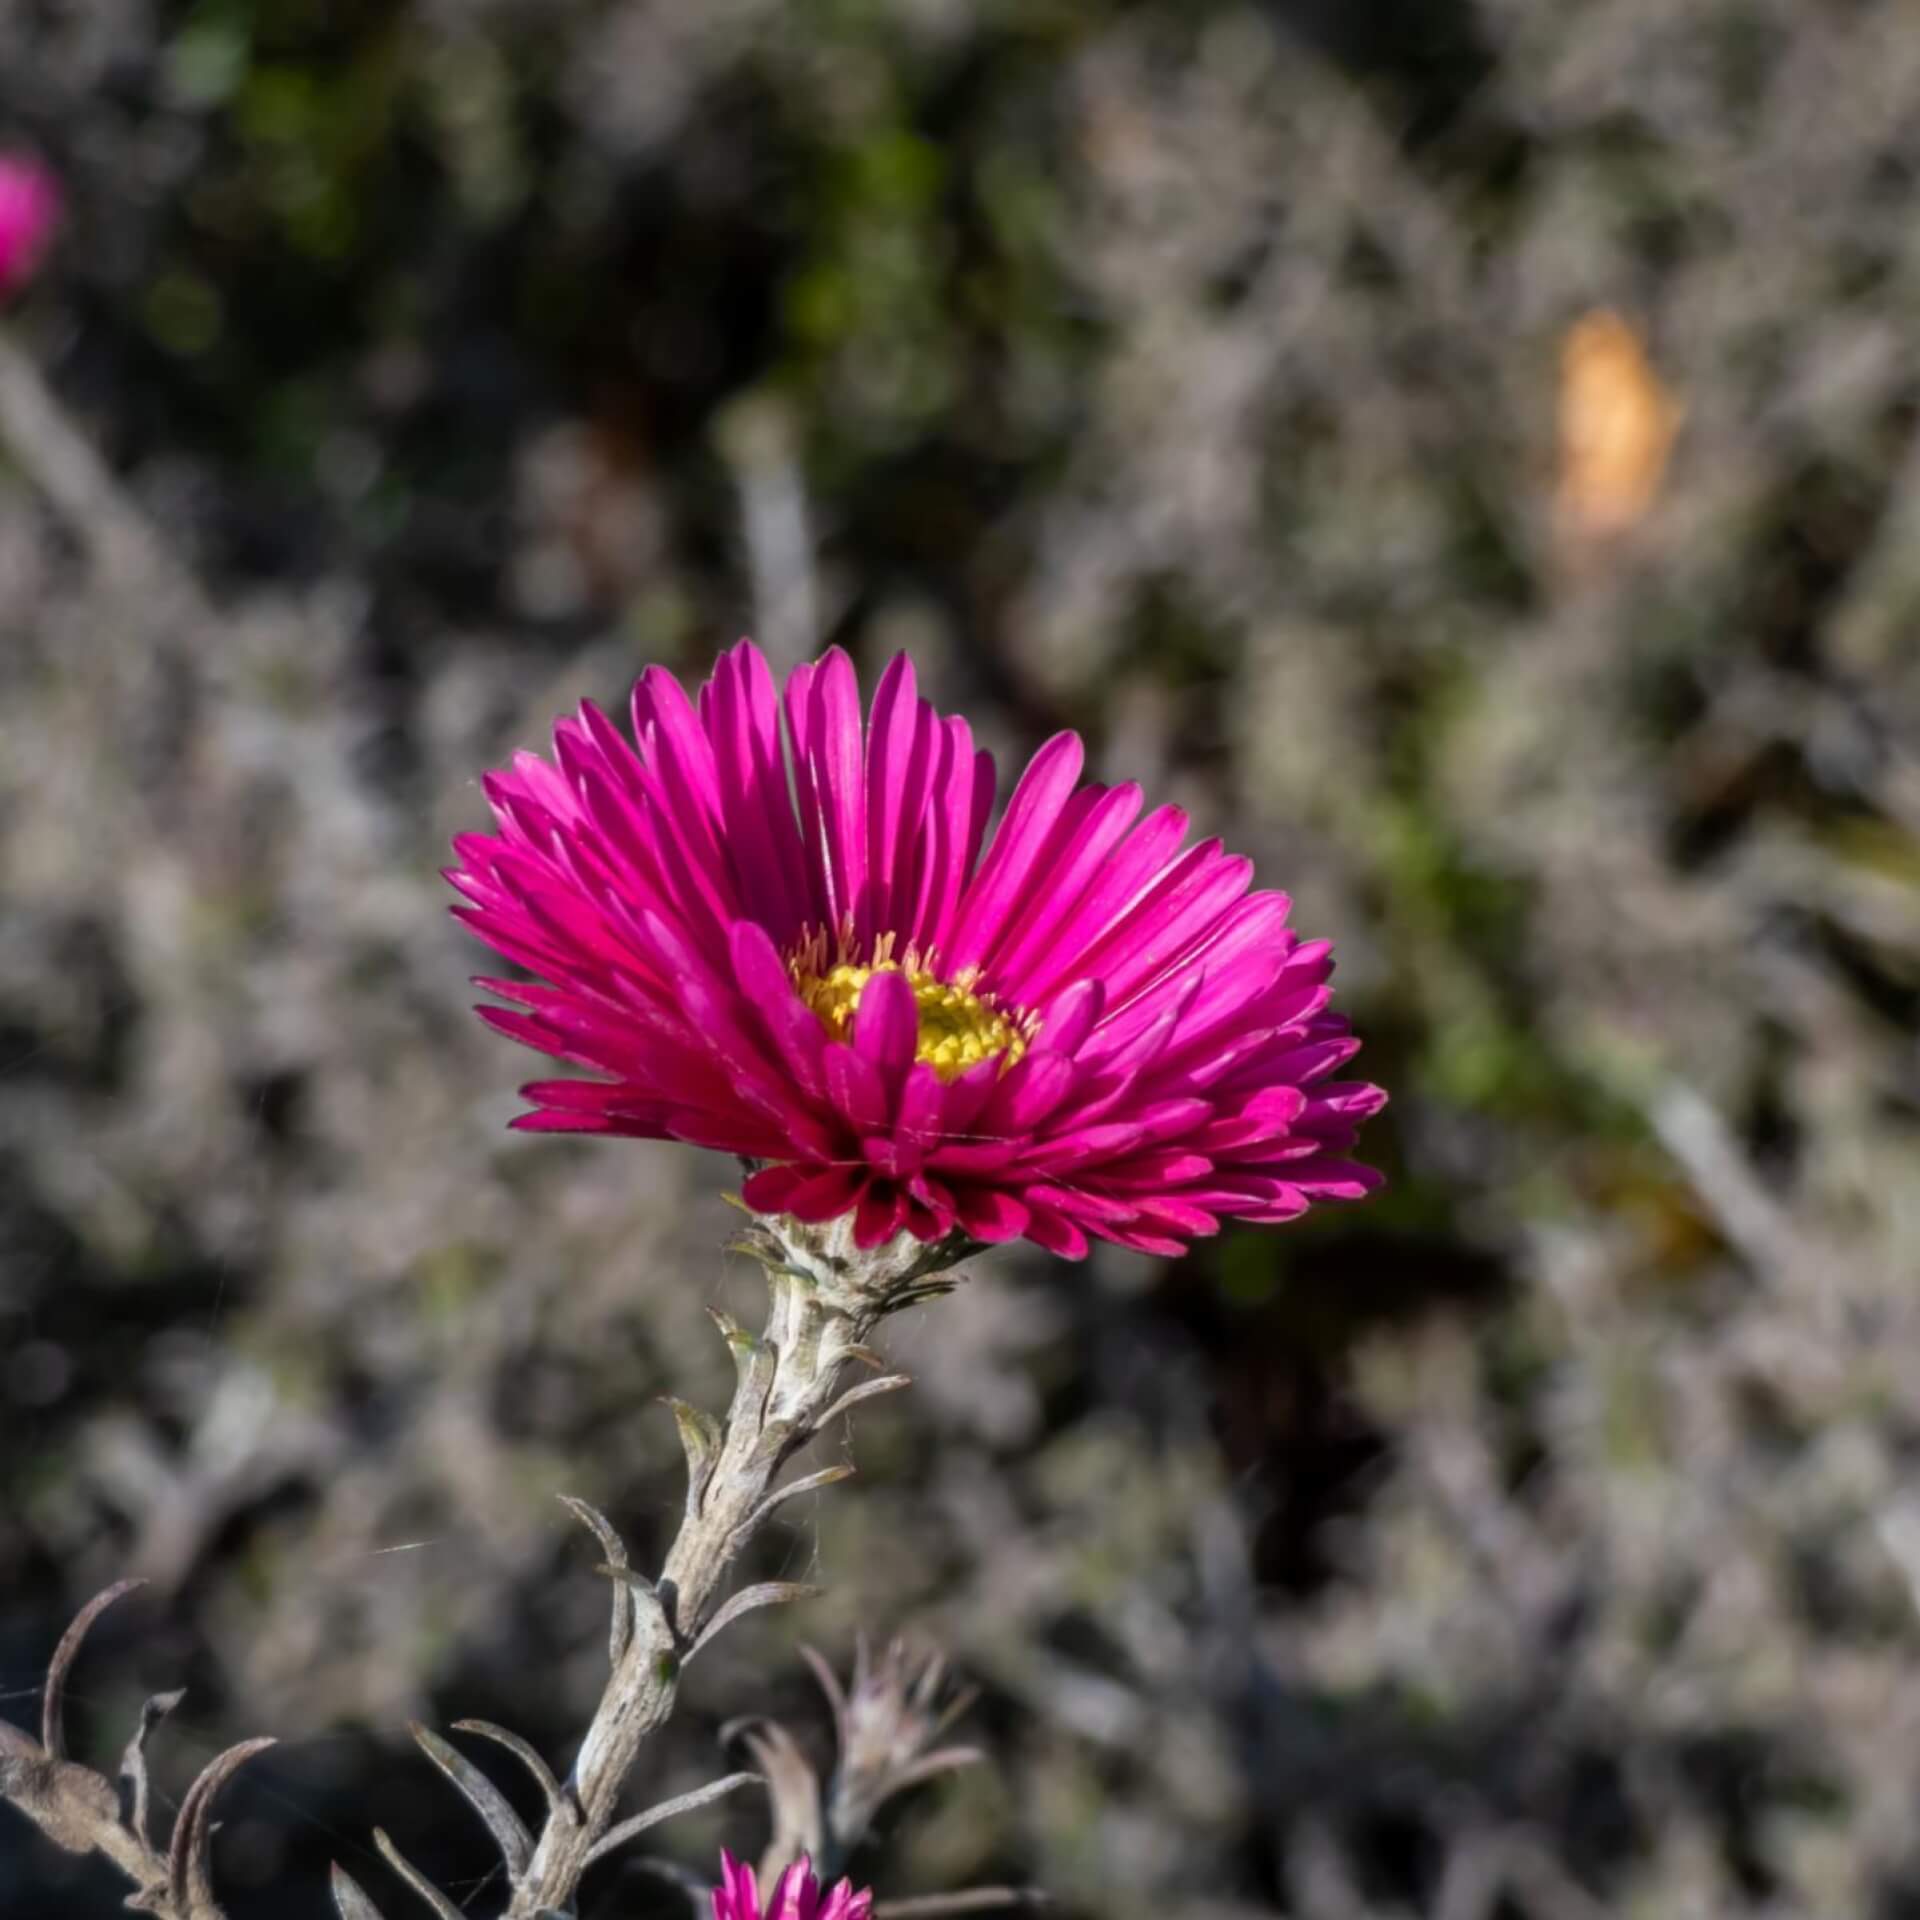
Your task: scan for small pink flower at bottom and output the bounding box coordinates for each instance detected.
[0,155,60,300]
[713,1851,873,1920]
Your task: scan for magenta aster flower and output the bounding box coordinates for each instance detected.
[713,1852,871,1920]
[449,641,1384,1258]
[0,156,60,301]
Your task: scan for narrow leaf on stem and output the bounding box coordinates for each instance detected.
[739,1463,856,1537]
[722,1716,824,1874]
[665,1396,725,1516]
[373,1829,465,1920]
[819,1374,912,1432]
[451,1720,570,1822]
[331,1863,390,1920]
[687,1582,822,1664]
[116,1688,185,1848]
[709,1305,779,1417]
[168,1736,277,1916]
[582,1769,764,1868]
[799,1643,851,1749]
[409,1722,533,1879]
[558,1494,635,1667]
[886,1746,987,1793]
[44,1579,147,1760]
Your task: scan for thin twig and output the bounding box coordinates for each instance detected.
[0,327,209,614]
[0,1583,274,1918]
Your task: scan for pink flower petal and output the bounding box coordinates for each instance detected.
[744,1163,868,1222]
[1031,977,1105,1056]
[944,731,1085,974]
[852,964,918,1100]
[953,1185,1031,1242]
[854,1184,908,1248]
[729,919,828,1100]
[701,641,813,940]
[823,1041,890,1135]
[790,647,867,935]
[986,781,1144,991]
[861,653,922,941]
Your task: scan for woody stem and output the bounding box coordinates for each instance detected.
[505,1218,962,1919]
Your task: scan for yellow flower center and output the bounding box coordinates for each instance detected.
[793,957,1029,1081]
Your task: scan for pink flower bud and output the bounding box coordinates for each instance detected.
[0,156,61,301]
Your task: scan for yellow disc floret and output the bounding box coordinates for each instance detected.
[793,956,1029,1081]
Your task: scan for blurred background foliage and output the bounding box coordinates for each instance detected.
[5,1,1920,1916]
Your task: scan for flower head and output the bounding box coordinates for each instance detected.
[450,641,1384,1258]
[713,1851,871,1920]
[0,156,60,301]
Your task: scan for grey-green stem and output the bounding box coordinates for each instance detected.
[503,1216,970,1920]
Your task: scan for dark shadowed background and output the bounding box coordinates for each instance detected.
[5,2,1920,1916]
